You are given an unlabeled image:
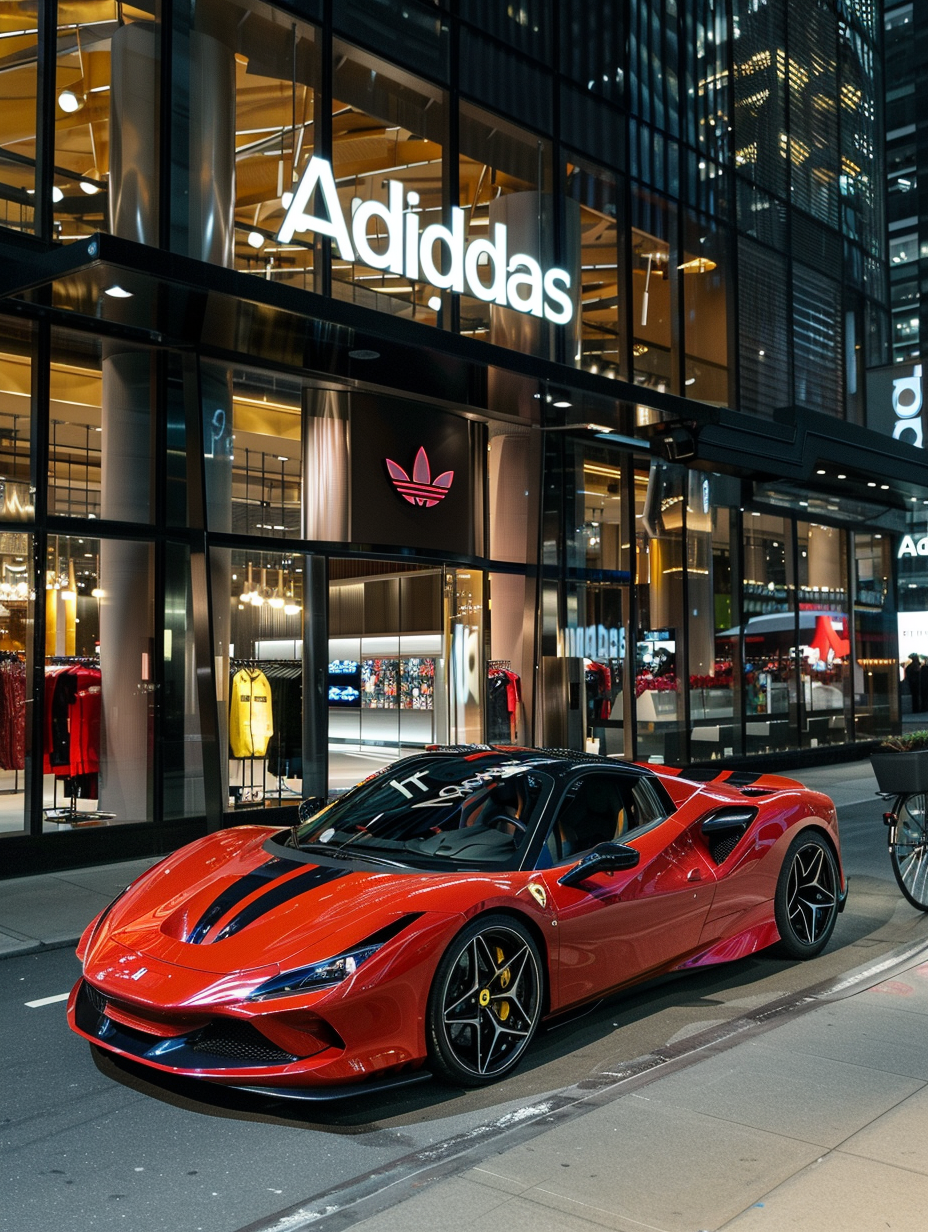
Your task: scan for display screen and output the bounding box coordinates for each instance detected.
[327,660,361,707]
[362,659,398,708]
[401,657,435,710]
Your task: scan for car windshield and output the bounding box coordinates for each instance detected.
[291,754,553,870]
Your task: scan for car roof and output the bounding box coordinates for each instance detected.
[410,746,659,783]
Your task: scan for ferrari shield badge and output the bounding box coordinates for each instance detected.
[527,883,547,909]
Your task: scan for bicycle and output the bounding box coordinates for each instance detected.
[880,792,928,911]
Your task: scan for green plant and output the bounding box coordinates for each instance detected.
[879,731,928,753]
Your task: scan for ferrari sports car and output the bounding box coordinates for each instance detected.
[69,747,847,1094]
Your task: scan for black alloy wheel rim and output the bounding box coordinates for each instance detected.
[440,926,541,1077]
[786,841,837,946]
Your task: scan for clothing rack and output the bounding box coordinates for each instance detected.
[228,659,302,807]
[42,657,112,824]
[0,652,26,792]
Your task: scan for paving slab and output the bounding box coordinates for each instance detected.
[456,1093,822,1232]
[750,997,928,1081]
[721,1150,928,1231]
[840,1084,928,1177]
[642,1038,923,1148]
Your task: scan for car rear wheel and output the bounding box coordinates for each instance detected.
[426,914,542,1087]
[890,793,928,911]
[774,831,839,959]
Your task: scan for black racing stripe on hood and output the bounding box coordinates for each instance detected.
[187,856,301,944]
[211,865,350,943]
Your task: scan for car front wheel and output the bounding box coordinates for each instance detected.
[774,831,840,959]
[426,914,543,1086]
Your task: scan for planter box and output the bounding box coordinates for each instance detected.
[870,750,928,794]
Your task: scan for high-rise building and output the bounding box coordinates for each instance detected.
[0,1,918,872]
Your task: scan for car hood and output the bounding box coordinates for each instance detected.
[85,827,519,976]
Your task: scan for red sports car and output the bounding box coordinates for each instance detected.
[69,748,846,1094]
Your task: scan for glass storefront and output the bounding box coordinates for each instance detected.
[0,2,905,867]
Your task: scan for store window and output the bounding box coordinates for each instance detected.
[567,157,627,378]
[854,531,897,739]
[742,511,798,754]
[632,185,677,393]
[327,561,486,792]
[213,545,306,811]
[458,103,555,354]
[162,541,204,821]
[52,3,160,245]
[42,533,154,829]
[0,8,37,235]
[563,441,627,576]
[48,327,156,524]
[0,315,33,520]
[230,2,319,284]
[797,522,851,747]
[690,478,741,760]
[0,529,34,837]
[636,462,686,764]
[201,360,302,539]
[682,213,730,406]
[330,44,445,325]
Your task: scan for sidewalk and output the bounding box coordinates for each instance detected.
[0,856,158,957]
[338,941,928,1232]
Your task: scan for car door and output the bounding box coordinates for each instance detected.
[536,771,718,1009]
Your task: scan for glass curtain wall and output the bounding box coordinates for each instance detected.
[854,531,898,739]
[796,522,851,747]
[51,2,161,244]
[742,511,798,754]
[635,461,687,763]
[0,6,37,235]
[689,476,741,761]
[458,103,554,353]
[566,156,627,379]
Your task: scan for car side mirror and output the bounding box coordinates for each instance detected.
[558,841,640,889]
[297,796,327,823]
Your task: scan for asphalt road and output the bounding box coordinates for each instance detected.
[4,796,928,1232]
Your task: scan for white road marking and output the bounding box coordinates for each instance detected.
[25,992,70,1008]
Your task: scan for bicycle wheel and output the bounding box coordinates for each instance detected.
[891,793,928,911]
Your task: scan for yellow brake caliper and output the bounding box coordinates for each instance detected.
[495,945,511,1019]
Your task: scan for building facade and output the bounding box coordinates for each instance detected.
[0,0,918,872]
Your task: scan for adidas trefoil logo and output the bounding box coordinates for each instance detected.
[385,446,454,507]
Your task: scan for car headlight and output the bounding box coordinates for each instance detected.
[249,943,384,1000]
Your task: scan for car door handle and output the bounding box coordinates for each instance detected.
[687,868,702,882]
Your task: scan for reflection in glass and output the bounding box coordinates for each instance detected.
[330,44,444,325]
[0,9,37,235]
[52,3,160,243]
[632,186,675,393]
[567,157,626,378]
[0,316,33,520]
[691,487,741,760]
[854,533,897,739]
[797,523,850,747]
[459,103,555,354]
[636,462,686,763]
[0,529,33,837]
[741,512,797,753]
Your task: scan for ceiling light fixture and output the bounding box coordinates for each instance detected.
[104,285,133,298]
[247,230,265,249]
[58,89,85,114]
